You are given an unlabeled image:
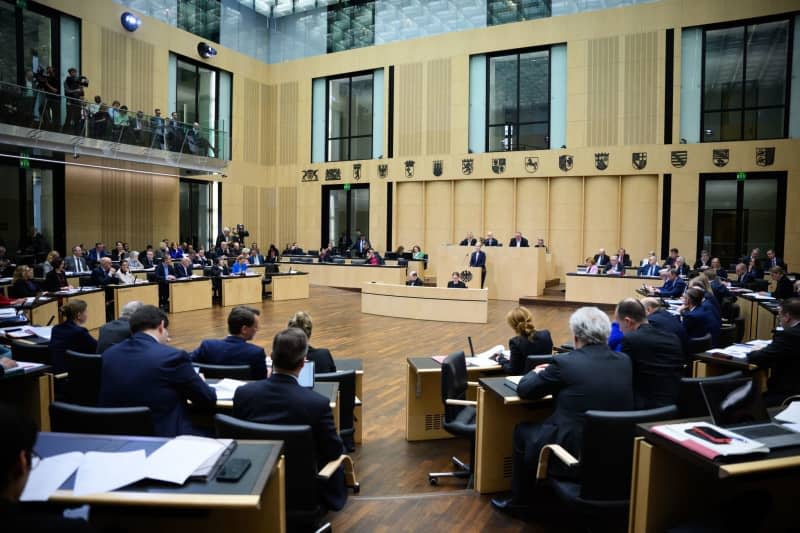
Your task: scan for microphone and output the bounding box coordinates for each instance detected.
[46,315,55,326]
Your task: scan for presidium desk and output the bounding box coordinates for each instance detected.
[280,261,406,289]
[564,272,661,305]
[105,282,159,319]
[220,273,263,307]
[361,282,488,323]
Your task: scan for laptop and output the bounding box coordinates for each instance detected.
[700,377,800,449]
[298,361,315,388]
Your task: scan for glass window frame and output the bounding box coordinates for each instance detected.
[324,70,374,162]
[1,0,64,87]
[320,183,370,252]
[484,45,552,153]
[700,15,793,142]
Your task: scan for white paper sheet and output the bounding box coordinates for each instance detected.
[21,451,84,501]
[144,438,224,484]
[73,450,147,496]
[211,378,246,401]
[775,402,800,424]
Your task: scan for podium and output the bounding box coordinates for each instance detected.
[435,266,482,290]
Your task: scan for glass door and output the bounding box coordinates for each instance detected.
[321,184,369,253]
[179,179,217,251]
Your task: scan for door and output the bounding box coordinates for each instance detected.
[321,184,369,253]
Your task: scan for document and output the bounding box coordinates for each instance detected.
[145,437,225,484]
[21,451,84,501]
[652,422,769,459]
[0,308,18,318]
[211,378,246,401]
[466,357,500,368]
[775,402,800,424]
[753,294,776,300]
[473,344,507,359]
[73,450,147,496]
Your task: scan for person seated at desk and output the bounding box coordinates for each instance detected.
[705,270,731,306]
[765,249,786,271]
[616,298,683,409]
[233,328,347,511]
[194,248,211,267]
[266,244,280,263]
[747,298,800,406]
[249,245,266,265]
[174,257,192,279]
[447,271,466,289]
[641,297,688,357]
[8,266,38,298]
[110,241,127,262]
[710,257,727,280]
[97,300,143,353]
[0,245,13,277]
[694,250,711,271]
[411,245,425,260]
[41,250,60,276]
[87,242,108,268]
[663,247,679,267]
[747,256,764,280]
[593,248,610,268]
[168,241,183,260]
[319,243,336,263]
[639,250,657,267]
[91,257,119,286]
[673,256,690,277]
[365,249,383,265]
[284,242,305,256]
[688,276,721,320]
[351,236,370,258]
[469,244,487,287]
[100,305,216,437]
[0,405,95,533]
[499,306,553,375]
[43,257,69,292]
[459,232,477,246]
[604,255,625,276]
[231,255,249,274]
[406,271,423,286]
[680,287,720,347]
[509,232,529,248]
[646,268,686,297]
[139,249,156,269]
[491,307,633,514]
[638,255,661,277]
[616,248,631,267]
[583,257,599,275]
[288,311,337,374]
[483,231,500,247]
[127,250,144,269]
[115,259,136,284]
[50,299,97,374]
[64,245,89,274]
[534,238,547,249]
[764,266,794,300]
[211,256,230,276]
[192,306,267,379]
[731,262,755,288]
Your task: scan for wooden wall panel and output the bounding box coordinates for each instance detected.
[453,180,483,243]
[587,36,619,146]
[623,32,658,145]
[426,58,452,155]
[484,180,515,243]
[583,176,620,258]
[278,186,297,249]
[395,62,424,156]
[549,177,583,278]
[260,84,278,166]
[516,178,549,243]
[243,185,259,247]
[395,182,424,249]
[129,39,155,113]
[260,187,277,248]
[620,175,659,264]
[242,78,260,163]
[424,181,452,251]
[100,28,129,108]
[279,82,299,165]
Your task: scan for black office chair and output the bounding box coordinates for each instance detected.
[50,401,155,436]
[194,363,253,380]
[65,350,102,406]
[687,333,712,356]
[10,340,50,365]
[214,414,359,533]
[315,370,357,451]
[677,371,744,417]
[717,323,737,349]
[524,354,555,374]
[536,405,679,530]
[428,351,476,488]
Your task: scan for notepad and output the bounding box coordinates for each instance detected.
[211,378,246,401]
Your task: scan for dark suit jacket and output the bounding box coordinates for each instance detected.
[734,271,756,287]
[49,320,98,373]
[508,237,529,247]
[693,259,711,270]
[604,263,625,275]
[765,257,787,270]
[1,500,94,533]
[593,253,610,266]
[459,238,477,246]
[620,254,632,267]
[447,281,466,288]
[710,279,732,304]
[99,332,216,437]
[248,254,265,265]
[308,346,337,373]
[8,279,38,298]
[638,263,661,277]
[43,270,68,292]
[647,308,688,357]
[748,323,800,406]
[351,239,371,256]
[483,238,499,246]
[191,336,267,379]
[674,264,690,277]
[90,267,118,286]
[773,276,794,300]
[502,330,553,375]
[517,344,633,467]
[87,249,107,266]
[469,251,486,268]
[233,373,346,510]
[155,263,177,280]
[97,318,132,353]
[140,256,156,268]
[657,277,686,297]
[406,278,423,286]
[174,264,192,278]
[620,323,684,409]
[682,306,720,347]
[64,255,89,273]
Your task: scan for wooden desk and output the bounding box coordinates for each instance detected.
[691,352,768,393]
[434,267,482,290]
[132,269,155,282]
[630,420,799,532]
[565,273,661,305]
[106,283,159,319]
[65,273,92,288]
[405,356,501,441]
[475,377,552,494]
[735,293,757,341]
[338,359,364,444]
[362,283,488,323]
[58,288,106,331]
[755,299,779,340]
[169,278,213,313]
[221,274,263,307]
[280,262,406,289]
[36,432,285,533]
[22,298,59,326]
[0,362,53,431]
[269,272,310,301]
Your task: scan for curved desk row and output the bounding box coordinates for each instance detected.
[565,272,661,305]
[361,282,488,323]
[280,262,406,289]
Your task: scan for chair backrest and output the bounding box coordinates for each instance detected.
[10,340,50,365]
[350,258,366,265]
[315,370,356,437]
[717,324,737,349]
[440,351,468,423]
[524,354,555,374]
[678,371,744,417]
[214,414,321,515]
[733,316,745,343]
[65,350,103,406]
[49,401,154,436]
[687,333,712,355]
[579,405,679,501]
[194,362,253,380]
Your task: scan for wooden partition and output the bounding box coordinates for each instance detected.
[361,283,488,323]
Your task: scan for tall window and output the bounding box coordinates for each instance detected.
[487,0,551,26]
[177,0,220,43]
[327,72,373,162]
[179,179,219,251]
[327,0,375,53]
[702,18,791,142]
[486,48,550,152]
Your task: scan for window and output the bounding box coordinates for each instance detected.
[487,0,551,26]
[486,48,550,152]
[179,179,219,251]
[177,0,220,43]
[326,72,373,162]
[327,0,375,53]
[702,18,791,142]
[321,184,369,252]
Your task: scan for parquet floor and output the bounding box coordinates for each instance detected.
[166,286,597,532]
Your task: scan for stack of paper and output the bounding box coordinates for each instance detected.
[0,308,18,319]
[211,378,246,401]
[653,422,769,459]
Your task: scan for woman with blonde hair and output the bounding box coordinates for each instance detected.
[49,299,97,373]
[287,310,336,373]
[9,265,38,298]
[42,250,60,275]
[585,257,599,275]
[499,306,553,375]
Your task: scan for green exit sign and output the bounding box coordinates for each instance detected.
[736,171,746,181]
[19,151,30,168]
[16,0,27,9]
[343,183,351,191]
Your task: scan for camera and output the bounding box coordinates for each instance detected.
[78,76,89,88]
[235,224,249,239]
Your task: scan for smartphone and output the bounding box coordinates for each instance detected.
[216,458,251,482]
[686,426,731,445]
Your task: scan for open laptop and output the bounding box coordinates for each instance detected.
[700,377,800,449]
[298,360,315,388]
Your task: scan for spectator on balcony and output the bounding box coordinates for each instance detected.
[92,104,111,139]
[187,122,217,157]
[111,104,131,143]
[87,95,102,116]
[150,108,166,150]
[62,68,84,134]
[39,66,59,129]
[132,110,149,146]
[167,111,184,152]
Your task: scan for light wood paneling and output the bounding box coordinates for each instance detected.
[260,84,278,166]
[279,82,299,165]
[395,62,424,156]
[587,36,620,146]
[100,28,129,109]
[242,78,260,164]
[621,175,659,263]
[129,39,155,113]
[583,176,620,258]
[243,185,259,247]
[278,186,297,249]
[549,177,583,278]
[260,187,277,248]
[623,32,659,145]
[516,178,549,244]
[425,58,452,155]
[453,180,484,244]
[395,182,424,249]
[424,181,452,251]
[484,179,514,242]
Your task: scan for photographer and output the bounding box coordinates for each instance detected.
[34,66,59,128]
[62,67,86,134]
[233,224,249,244]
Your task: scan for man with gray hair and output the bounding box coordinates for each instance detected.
[97,300,144,353]
[492,306,633,515]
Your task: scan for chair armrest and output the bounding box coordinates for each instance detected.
[445,399,477,407]
[467,381,479,387]
[54,372,69,380]
[781,395,800,408]
[536,444,579,480]
[318,454,358,489]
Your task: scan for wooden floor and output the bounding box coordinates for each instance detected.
[166,286,600,532]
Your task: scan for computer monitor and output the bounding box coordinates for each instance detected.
[700,377,770,429]
[298,360,315,388]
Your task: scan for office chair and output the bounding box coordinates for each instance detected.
[350,259,366,265]
[315,370,357,451]
[428,351,476,488]
[536,405,679,530]
[194,363,253,380]
[677,371,744,417]
[717,323,737,349]
[50,401,155,436]
[524,354,555,374]
[10,340,50,365]
[687,333,712,356]
[214,414,359,533]
[65,350,103,406]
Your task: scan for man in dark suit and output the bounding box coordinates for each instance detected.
[663,247,679,267]
[765,249,786,271]
[638,255,661,277]
[99,305,216,437]
[492,307,633,513]
[469,244,487,287]
[647,269,686,297]
[642,297,689,358]
[97,300,143,353]
[406,271,423,286]
[681,287,720,347]
[191,306,267,379]
[351,236,371,258]
[767,267,794,300]
[674,256,690,277]
[732,262,756,287]
[616,298,684,408]
[140,249,157,268]
[604,255,625,276]
[705,270,732,306]
[155,257,177,309]
[509,232,529,248]
[446,271,466,289]
[64,245,89,273]
[87,242,108,268]
[248,247,265,265]
[195,248,212,267]
[593,248,610,267]
[174,257,192,278]
[693,250,711,271]
[483,232,499,246]
[215,227,232,249]
[748,298,800,406]
[459,232,477,246]
[91,257,119,286]
[233,328,347,511]
[710,257,728,280]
